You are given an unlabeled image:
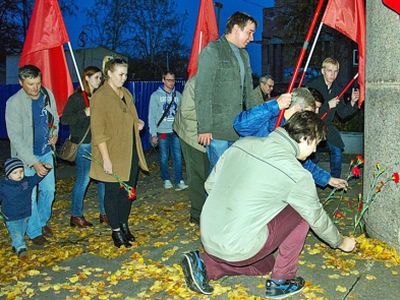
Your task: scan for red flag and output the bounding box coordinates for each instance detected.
[321,0,366,108]
[383,0,400,14]
[187,0,219,78]
[19,0,73,115]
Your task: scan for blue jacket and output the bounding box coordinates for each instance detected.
[0,175,42,221]
[233,100,331,187]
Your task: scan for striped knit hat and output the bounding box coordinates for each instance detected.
[4,158,24,177]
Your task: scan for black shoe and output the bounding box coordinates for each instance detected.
[181,250,213,295]
[120,223,135,242]
[265,277,305,299]
[111,230,132,248]
[17,248,27,258]
[189,216,200,225]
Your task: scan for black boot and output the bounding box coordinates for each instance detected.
[111,230,132,248]
[120,223,135,242]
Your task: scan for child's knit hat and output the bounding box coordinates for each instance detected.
[4,158,24,177]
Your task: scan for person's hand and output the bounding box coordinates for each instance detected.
[48,135,58,146]
[328,97,340,109]
[42,163,53,170]
[103,158,113,175]
[328,177,348,190]
[276,93,292,110]
[338,236,356,252]
[198,133,213,146]
[150,136,158,147]
[33,162,50,177]
[138,119,145,131]
[351,88,359,106]
[84,107,90,117]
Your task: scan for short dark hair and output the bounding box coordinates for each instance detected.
[259,74,273,84]
[162,70,175,78]
[18,65,41,81]
[225,11,257,34]
[283,111,326,144]
[307,87,324,104]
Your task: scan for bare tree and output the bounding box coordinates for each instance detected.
[84,0,188,78]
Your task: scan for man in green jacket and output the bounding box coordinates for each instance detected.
[181,111,356,299]
[173,77,209,224]
[251,74,275,105]
[195,11,258,169]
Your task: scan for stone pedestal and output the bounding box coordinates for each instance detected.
[364,2,400,251]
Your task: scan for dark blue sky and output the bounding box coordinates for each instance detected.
[64,0,274,75]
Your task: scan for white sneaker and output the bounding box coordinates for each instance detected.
[175,180,189,191]
[164,180,173,189]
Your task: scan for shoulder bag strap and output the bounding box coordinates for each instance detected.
[156,91,176,127]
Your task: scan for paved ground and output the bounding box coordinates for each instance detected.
[0,140,399,299]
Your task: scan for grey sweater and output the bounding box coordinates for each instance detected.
[148,86,182,137]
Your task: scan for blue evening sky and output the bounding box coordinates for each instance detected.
[64,0,275,76]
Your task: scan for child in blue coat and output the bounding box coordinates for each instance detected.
[0,158,51,257]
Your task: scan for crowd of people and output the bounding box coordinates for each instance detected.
[0,10,361,300]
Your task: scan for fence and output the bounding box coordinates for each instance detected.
[0,80,185,151]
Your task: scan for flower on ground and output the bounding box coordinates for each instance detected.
[352,166,361,177]
[392,172,399,183]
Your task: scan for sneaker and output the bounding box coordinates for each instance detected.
[164,180,173,189]
[265,277,305,299]
[17,248,27,258]
[175,180,189,191]
[181,250,213,295]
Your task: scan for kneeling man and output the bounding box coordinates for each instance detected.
[181,111,355,299]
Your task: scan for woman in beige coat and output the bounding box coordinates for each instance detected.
[90,57,148,248]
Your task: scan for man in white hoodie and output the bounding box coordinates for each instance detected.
[148,71,188,191]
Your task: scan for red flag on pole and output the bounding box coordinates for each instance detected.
[383,0,400,14]
[187,0,219,79]
[321,0,366,108]
[19,0,73,115]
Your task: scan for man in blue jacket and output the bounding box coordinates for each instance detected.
[233,87,347,189]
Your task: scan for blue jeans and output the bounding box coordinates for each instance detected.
[158,132,183,183]
[71,143,105,216]
[206,139,233,171]
[328,142,343,178]
[6,217,29,251]
[25,151,55,239]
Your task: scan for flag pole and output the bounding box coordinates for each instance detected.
[320,73,359,120]
[297,22,324,87]
[274,0,325,128]
[67,41,89,107]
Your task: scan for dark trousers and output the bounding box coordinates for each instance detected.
[180,139,209,221]
[202,206,309,280]
[104,149,139,230]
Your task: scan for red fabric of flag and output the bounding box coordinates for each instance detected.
[187,0,219,78]
[19,0,73,115]
[322,0,366,108]
[383,0,400,14]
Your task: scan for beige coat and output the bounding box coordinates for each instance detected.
[173,77,206,153]
[90,82,148,182]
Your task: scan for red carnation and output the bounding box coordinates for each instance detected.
[334,211,345,219]
[392,172,400,184]
[356,154,364,164]
[357,202,363,212]
[127,187,137,201]
[351,166,361,177]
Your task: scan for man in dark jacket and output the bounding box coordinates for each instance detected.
[307,58,359,177]
[195,11,258,170]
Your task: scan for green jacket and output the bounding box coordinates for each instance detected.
[173,77,206,153]
[250,85,265,108]
[201,128,342,262]
[194,36,255,141]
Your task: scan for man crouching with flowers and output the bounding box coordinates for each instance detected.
[181,111,356,299]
